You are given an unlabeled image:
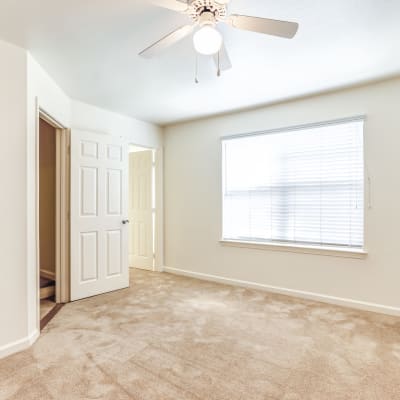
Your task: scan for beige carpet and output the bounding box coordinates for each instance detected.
[1,269,400,400]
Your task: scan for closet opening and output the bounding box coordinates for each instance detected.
[37,112,70,330]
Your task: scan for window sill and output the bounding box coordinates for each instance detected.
[219,239,368,259]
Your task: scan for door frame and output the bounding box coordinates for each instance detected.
[35,103,70,330]
[128,143,164,272]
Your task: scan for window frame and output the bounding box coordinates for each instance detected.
[220,115,368,258]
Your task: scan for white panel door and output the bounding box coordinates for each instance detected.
[71,130,129,301]
[129,151,153,269]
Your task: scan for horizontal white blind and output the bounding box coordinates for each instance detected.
[222,119,364,248]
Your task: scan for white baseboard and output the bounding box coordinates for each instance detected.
[164,267,400,317]
[130,266,165,273]
[0,329,39,360]
[40,269,56,280]
[130,266,155,272]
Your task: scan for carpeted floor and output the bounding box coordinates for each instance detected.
[1,269,400,400]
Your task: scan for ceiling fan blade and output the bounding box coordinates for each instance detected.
[139,25,194,58]
[149,0,189,12]
[213,44,232,71]
[226,15,299,39]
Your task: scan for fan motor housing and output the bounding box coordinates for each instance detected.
[187,0,227,22]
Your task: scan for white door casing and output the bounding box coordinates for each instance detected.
[129,150,154,270]
[70,130,129,301]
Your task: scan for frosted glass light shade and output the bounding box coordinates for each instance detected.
[193,26,223,55]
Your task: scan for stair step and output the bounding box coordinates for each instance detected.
[40,284,55,300]
[40,277,54,288]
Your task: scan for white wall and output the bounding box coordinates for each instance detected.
[71,100,163,149]
[26,54,72,341]
[0,41,163,358]
[0,40,28,354]
[164,77,400,314]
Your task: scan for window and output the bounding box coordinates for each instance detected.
[222,118,365,250]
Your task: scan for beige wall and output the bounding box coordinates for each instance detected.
[164,77,400,314]
[0,40,28,352]
[71,100,163,149]
[39,119,56,275]
[26,53,72,347]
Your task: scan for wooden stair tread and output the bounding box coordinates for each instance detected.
[40,284,55,300]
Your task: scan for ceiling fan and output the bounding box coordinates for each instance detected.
[139,0,299,72]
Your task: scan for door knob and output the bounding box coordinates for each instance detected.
[122,220,130,225]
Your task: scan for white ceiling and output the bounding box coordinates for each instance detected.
[0,0,399,125]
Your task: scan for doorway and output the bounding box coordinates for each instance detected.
[37,112,70,329]
[129,145,156,271]
[39,118,57,322]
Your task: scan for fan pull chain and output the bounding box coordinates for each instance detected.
[195,53,199,84]
[217,50,221,77]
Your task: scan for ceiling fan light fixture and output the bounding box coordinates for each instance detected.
[193,25,223,55]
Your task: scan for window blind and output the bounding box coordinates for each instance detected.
[222,118,365,249]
